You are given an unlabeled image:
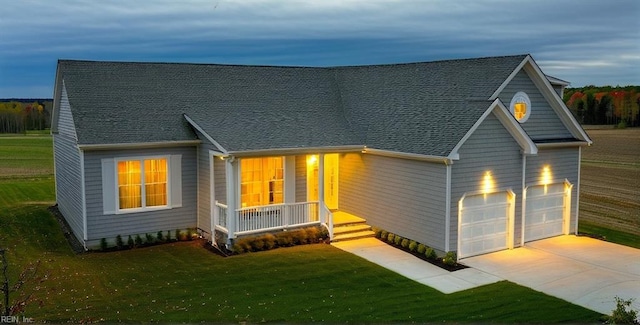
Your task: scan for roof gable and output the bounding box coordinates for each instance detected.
[490,55,592,144]
[449,99,537,160]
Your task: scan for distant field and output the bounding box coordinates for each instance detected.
[580,128,640,236]
[0,135,55,206]
[0,135,53,178]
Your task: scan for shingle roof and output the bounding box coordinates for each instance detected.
[57,54,528,156]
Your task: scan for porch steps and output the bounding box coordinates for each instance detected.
[331,211,375,242]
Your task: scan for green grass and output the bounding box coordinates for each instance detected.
[1,205,602,323]
[579,221,640,249]
[0,134,625,323]
[0,135,53,178]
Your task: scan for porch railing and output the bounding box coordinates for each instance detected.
[215,201,229,233]
[214,201,321,238]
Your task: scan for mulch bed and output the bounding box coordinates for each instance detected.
[374,237,467,272]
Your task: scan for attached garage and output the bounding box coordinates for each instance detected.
[524,182,572,242]
[458,191,515,258]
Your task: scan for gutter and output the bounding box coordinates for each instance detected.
[536,141,590,149]
[77,140,201,151]
[228,145,364,157]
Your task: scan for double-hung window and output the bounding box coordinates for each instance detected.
[102,155,182,214]
[117,158,168,209]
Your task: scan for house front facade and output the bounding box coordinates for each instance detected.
[51,54,591,259]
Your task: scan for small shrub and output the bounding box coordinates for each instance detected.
[251,237,265,251]
[394,235,402,246]
[166,230,171,242]
[401,238,410,248]
[606,296,638,324]
[616,120,628,129]
[417,243,426,254]
[175,229,181,241]
[100,238,108,251]
[276,232,293,247]
[178,230,189,241]
[189,228,199,240]
[380,230,388,240]
[294,229,309,245]
[263,233,277,250]
[145,233,155,244]
[116,235,124,249]
[409,240,418,252]
[305,227,320,243]
[372,227,382,238]
[442,251,457,266]
[386,233,395,244]
[232,241,245,254]
[425,247,437,260]
[156,231,164,242]
[319,226,329,240]
[134,234,143,247]
[127,235,134,248]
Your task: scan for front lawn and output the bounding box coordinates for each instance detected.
[1,205,603,323]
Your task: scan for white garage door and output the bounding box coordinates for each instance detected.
[524,183,567,242]
[459,191,513,258]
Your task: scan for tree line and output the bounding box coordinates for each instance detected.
[0,99,52,133]
[563,86,640,127]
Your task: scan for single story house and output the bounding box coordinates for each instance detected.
[51,54,592,258]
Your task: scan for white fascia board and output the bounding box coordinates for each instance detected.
[51,70,62,134]
[364,148,451,164]
[448,99,537,160]
[183,114,229,154]
[77,140,201,151]
[492,100,538,155]
[228,145,364,157]
[536,141,590,149]
[489,55,531,101]
[521,60,592,144]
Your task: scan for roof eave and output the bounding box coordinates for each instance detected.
[228,145,364,157]
[77,140,201,151]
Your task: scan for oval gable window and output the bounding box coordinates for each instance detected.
[510,91,531,123]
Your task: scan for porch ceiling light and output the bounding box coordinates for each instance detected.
[307,155,317,165]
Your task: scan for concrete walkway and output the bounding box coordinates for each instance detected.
[462,235,640,316]
[332,238,502,294]
[333,235,640,317]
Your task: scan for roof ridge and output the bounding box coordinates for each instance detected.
[58,54,530,70]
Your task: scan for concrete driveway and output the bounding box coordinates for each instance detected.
[461,235,640,316]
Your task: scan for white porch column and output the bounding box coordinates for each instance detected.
[318,153,325,222]
[284,156,296,204]
[225,157,238,246]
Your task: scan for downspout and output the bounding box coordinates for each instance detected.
[575,146,582,234]
[80,148,88,249]
[520,152,527,247]
[444,162,452,252]
[225,157,237,248]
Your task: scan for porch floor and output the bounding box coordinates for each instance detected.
[332,211,366,226]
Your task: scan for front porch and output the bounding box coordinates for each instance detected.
[213,202,374,244]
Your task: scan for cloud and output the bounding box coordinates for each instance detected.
[0,0,638,97]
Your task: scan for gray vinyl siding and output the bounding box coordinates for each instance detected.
[450,112,524,250]
[53,85,84,243]
[295,155,307,202]
[83,146,197,244]
[525,147,580,233]
[213,156,227,205]
[196,140,218,236]
[339,153,448,251]
[499,70,573,140]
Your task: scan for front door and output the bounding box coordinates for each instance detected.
[324,154,339,210]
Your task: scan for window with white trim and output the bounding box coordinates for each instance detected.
[101,155,182,214]
[117,158,168,209]
[240,157,284,207]
[510,91,531,123]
